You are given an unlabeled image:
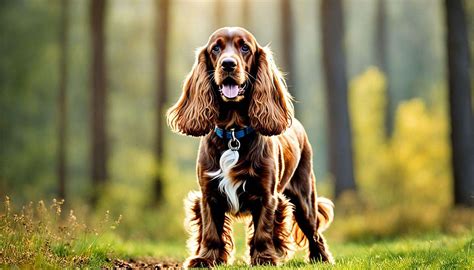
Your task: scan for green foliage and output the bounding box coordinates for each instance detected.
[93,153,198,242]
[0,1,60,202]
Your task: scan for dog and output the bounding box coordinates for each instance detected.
[167,27,334,267]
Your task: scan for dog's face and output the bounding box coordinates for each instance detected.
[167,27,294,137]
[206,28,257,102]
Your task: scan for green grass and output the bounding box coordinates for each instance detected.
[2,230,474,269]
[105,231,473,269]
[0,197,119,268]
[316,234,473,270]
[1,197,472,269]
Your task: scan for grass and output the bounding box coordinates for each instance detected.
[0,197,120,268]
[109,232,473,269]
[1,197,473,269]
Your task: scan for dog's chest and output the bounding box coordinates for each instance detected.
[207,148,252,214]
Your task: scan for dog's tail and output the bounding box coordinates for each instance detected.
[316,197,334,233]
[292,197,334,248]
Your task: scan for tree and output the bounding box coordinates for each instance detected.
[241,0,250,29]
[57,0,69,202]
[320,0,356,197]
[280,0,297,114]
[215,0,224,28]
[374,0,392,136]
[445,0,474,207]
[152,0,170,205]
[89,0,108,206]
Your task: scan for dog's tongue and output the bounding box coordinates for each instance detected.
[221,84,239,98]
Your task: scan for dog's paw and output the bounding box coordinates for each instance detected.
[309,251,335,265]
[184,257,215,268]
[250,252,278,266]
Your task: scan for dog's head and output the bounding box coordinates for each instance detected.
[167,27,293,137]
[208,27,256,102]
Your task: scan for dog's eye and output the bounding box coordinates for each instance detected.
[241,44,250,53]
[212,45,220,53]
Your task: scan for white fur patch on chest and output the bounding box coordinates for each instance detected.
[207,149,243,214]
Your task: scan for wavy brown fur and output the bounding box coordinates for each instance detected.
[184,191,202,256]
[317,197,335,233]
[272,194,295,260]
[249,47,294,136]
[167,47,219,137]
[168,27,334,268]
[184,191,234,268]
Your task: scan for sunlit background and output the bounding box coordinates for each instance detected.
[1,0,473,256]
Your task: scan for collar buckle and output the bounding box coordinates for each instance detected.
[228,128,240,151]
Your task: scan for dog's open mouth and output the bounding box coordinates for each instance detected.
[219,78,245,99]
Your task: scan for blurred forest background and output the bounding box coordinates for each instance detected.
[1,0,473,247]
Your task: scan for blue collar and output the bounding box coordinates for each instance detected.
[214,126,255,140]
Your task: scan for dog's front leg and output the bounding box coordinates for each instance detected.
[249,195,278,266]
[185,196,232,268]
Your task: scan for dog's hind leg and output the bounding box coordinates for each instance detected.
[284,140,334,263]
[285,183,334,263]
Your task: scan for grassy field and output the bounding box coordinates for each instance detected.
[109,232,473,269]
[2,228,474,269]
[1,197,472,269]
[2,226,473,269]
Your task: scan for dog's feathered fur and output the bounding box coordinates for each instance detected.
[168,27,334,267]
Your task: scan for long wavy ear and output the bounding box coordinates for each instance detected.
[167,47,218,136]
[249,46,294,136]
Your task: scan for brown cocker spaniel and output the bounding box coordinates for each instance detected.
[167,27,334,267]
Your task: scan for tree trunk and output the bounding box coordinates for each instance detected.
[57,0,69,203]
[241,0,250,29]
[320,0,356,198]
[374,0,392,137]
[280,0,297,115]
[445,0,474,207]
[152,0,170,206]
[215,0,224,28]
[89,0,108,206]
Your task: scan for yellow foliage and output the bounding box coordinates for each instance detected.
[332,67,459,241]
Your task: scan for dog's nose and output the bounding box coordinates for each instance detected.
[221,58,237,72]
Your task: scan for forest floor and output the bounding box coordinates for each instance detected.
[104,232,473,269]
